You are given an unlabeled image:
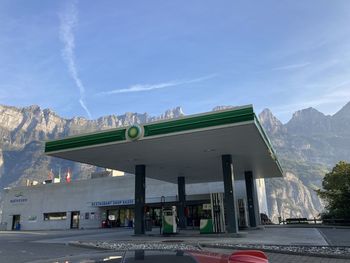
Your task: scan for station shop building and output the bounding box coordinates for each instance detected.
[1,173,268,231]
[1,105,283,233]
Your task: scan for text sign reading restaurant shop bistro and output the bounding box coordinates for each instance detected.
[91,199,135,207]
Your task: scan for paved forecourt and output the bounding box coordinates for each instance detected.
[1,227,348,263]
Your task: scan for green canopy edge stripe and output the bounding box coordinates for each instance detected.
[45,106,254,153]
[143,106,254,137]
[45,129,127,153]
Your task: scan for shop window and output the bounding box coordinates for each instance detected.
[90,212,95,220]
[28,216,37,221]
[43,212,67,221]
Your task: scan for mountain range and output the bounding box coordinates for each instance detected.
[260,102,350,221]
[1,102,350,222]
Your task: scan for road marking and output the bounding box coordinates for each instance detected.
[0,231,47,235]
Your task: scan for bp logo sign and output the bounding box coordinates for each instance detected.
[126,124,143,141]
[14,192,24,198]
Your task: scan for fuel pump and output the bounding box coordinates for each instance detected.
[210,193,226,233]
[162,206,177,234]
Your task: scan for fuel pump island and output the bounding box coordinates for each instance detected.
[159,193,226,235]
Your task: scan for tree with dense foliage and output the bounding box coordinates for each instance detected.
[317,161,350,219]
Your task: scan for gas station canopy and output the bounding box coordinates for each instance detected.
[45,105,283,183]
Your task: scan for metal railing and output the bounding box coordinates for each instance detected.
[278,217,322,225]
[277,217,350,226]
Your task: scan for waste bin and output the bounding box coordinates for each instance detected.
[102,220,110,228]
[15,223,21,231]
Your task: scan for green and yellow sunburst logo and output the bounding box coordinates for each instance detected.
[126,124,143,141]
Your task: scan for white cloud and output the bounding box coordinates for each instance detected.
[98,74,217,95]
[271,62,311,71]
[59,1,92,119]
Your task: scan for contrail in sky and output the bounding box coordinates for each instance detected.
[59,1,92,119]
[98,74,217,95]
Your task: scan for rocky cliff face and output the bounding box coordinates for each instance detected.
[0,149,4,180]
[285,107,332,135]
[0,104,184,189]
[0,102,349,223]
[259,109,286,135]
[266,172,323,220]
[259,102,350,222]
[0,104,185,149]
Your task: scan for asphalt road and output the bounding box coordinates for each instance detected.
[1,227,350,263]
[0,230,103,263]
[318,228,350,246]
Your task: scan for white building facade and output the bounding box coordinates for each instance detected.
[1,175,268,231]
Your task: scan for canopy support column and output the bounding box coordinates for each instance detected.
[245,171,259,227]
[177,176,186,229]
[221,154,238,233]
[134,164,146,235]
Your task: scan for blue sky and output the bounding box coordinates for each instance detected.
[0,0,350,123]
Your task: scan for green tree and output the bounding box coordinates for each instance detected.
[317,161,350,219]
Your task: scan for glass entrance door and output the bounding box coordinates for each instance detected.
[12,215,21,230]
[70,211,80,229]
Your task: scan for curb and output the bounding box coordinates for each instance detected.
[68,240,350,260]
[264,225,350,229]
[68,241,111,251]
[68,240,202,251]
[316,228,332,246]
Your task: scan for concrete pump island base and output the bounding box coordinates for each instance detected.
[43,104,283,235]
